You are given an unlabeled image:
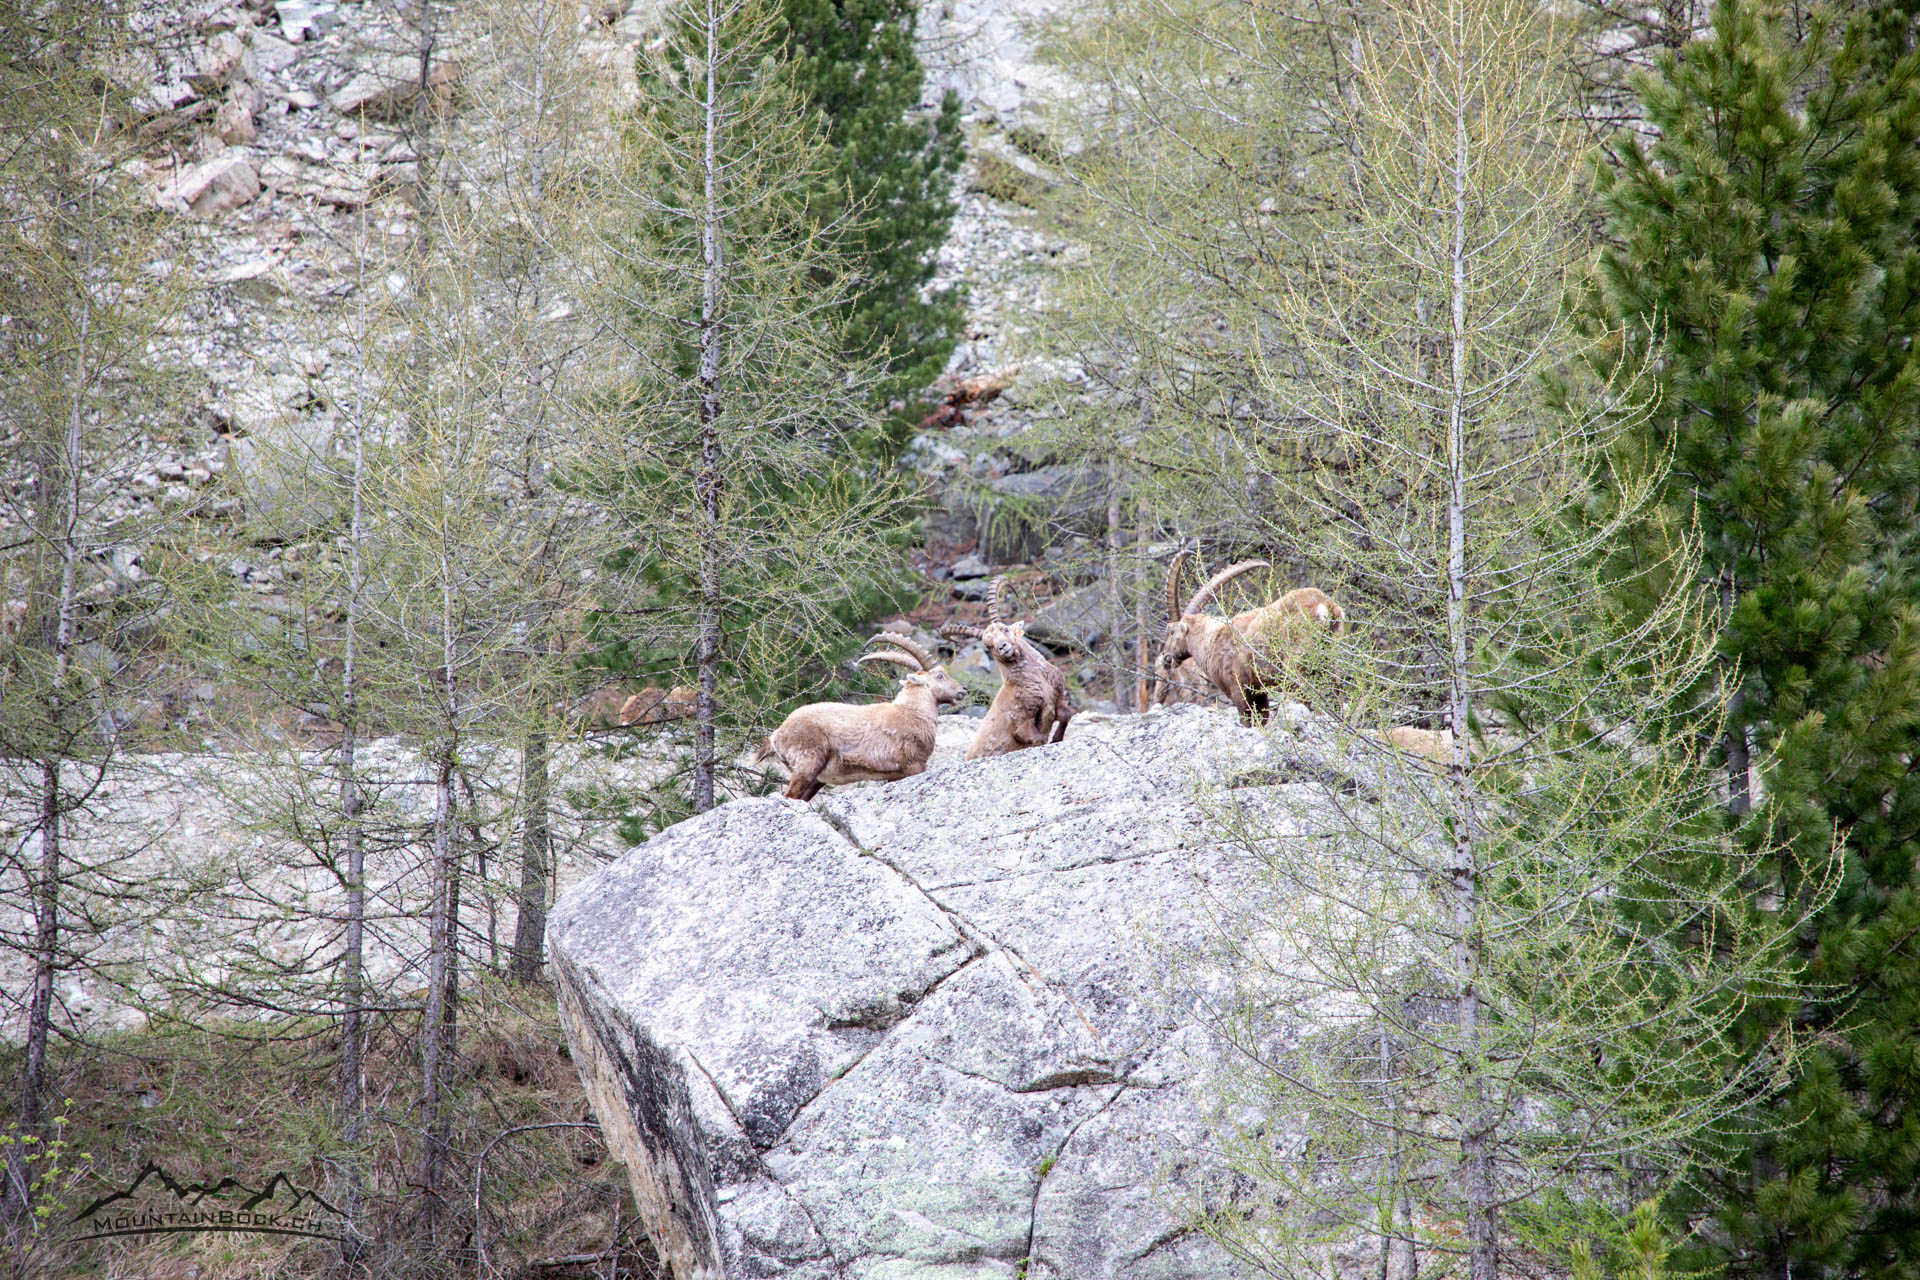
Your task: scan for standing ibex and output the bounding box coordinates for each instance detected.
[1157,552,1347,725]
[941,576,1072,759]
[757,631,965,801]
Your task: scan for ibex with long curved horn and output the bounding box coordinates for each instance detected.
[941,575,1072,759]
[756,631,966,800]
[1156,552,1346,725]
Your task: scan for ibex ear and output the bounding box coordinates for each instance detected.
[1011,622,1026,639]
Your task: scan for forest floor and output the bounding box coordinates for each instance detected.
[5,982,659,1280]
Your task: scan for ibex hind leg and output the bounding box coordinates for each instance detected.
[783,751,830,801]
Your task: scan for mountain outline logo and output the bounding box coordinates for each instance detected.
[68,1160,349,1243]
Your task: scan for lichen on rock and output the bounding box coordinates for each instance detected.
[548,704,1337,1280]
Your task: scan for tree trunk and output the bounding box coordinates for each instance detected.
[416,749,457,1247]
[691,0,726,814]
[4,292,90,1242]
[3,766,61,1242]
[1445,57,1497,1280]
[336,339,370,1259]
[336,715,367,1255]
[416,524,463,1245]
[1106,459,1128,708]
[510,725,551,982]
[1134,514,1154,711]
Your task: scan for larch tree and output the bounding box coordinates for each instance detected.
[443,0,611,985]
[160,4,611,1249]
[1020,0,1335,710]
[1179,0,1814,1276]
[1585,0,1920,1274]
[0,2,190,1248]
[1032,0,1367,698]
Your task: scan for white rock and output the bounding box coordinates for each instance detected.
[249,31,300,73]
[276,0,334,43]
[328,55,459,117]
[210,257,276,283]
[191,32,246,93]
[256,155,304,190]
[157,152,260,219]
[214,97,257,144]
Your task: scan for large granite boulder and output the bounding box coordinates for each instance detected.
[550,705,1332,1280]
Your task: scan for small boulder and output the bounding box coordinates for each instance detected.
[329,55,460,118]
[949,552,992,580]
[158,151,260,218]
[188,33,247,94]
[276,0,335,43]
[214,98,257,145]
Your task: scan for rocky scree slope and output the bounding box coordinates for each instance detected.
[549,704,1367,1280]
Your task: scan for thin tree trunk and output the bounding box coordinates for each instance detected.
[5,285,90,1241]
[691,0,726,814]
[416,518,463,1244]
[1106,459,1128,708]
[416,749,456,1247]
[4,766,61,1243]
[1444,45,1496,1280]
[458,769,497,972]
[442,824,463,1035]
[336,303,370,1258]
[1134,515,1153,712]
[510,724,551,982]
[1377,1027,1417,1280]
[1722,580,1750,817]
[1378,1025,1394,1280]
[336,713,367,1255]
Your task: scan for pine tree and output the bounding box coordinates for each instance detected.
[783,0,964,399]
[1586,1,1920,1274]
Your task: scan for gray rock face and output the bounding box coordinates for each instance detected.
[1024,582,1117,652]
[550,705,1300,1280]
[928,465,1108,563]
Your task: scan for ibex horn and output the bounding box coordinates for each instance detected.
[866,630,935,672]
[1165,550,1193,622]
[939,621,983,641]
[986,575,1010,625]
[1184,560,1270,618]
[855,651,921,674]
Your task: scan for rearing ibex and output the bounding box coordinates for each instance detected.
[1157,552,1346,725]
[941,575,1072,759]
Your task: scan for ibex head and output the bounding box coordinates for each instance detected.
[941,575,1031,668]
[857,631,965,705]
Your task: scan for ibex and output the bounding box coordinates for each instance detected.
[1157,552,1347,725]
[941,576,1072,760]
[757,631,965,801]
